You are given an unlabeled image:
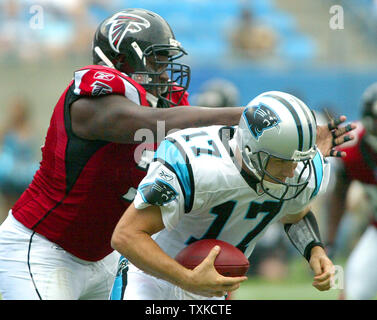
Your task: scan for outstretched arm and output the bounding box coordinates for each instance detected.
[71,94,244,143]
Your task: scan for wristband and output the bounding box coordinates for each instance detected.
[284,211,324,261]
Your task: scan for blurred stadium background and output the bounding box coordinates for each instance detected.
[0,0,376,300]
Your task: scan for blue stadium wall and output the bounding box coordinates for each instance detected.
[189,64,377,122]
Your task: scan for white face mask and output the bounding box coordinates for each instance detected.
[260,177,286,190]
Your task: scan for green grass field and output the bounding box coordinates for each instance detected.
[233,277,340,300]
[233,256,376,300]
[233,257,342,300]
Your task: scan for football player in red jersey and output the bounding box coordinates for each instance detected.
[327,83,377,300]
[0,8,354,300]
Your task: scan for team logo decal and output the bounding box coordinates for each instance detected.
[91,80,113,95]
[159,169,174,182]
[94,71,115,81]
[139,179,177,206]
[106,12,151,53]
[246,104,281,140]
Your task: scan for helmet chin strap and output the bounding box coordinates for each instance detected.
[260,177,286,190]
[94,46,115,68]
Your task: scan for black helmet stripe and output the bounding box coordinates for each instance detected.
[265,94,304,151]
[293,98,314,149]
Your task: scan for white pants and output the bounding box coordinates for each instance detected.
[0,211,120,300]
[123,263,225,300]
[345,225,377,300]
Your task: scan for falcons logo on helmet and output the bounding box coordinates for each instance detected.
[106,12,151,53]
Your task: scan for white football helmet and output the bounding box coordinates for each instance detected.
[235,91,318,200]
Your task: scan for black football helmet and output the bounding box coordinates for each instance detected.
[92,8,190,107]
[195,78,240,108]
[361,82,377,150]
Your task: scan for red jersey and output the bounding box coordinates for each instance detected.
[338,123,377,185]
[12,65,190,261]
[337,122,377,226]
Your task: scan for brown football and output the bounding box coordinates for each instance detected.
[175,239,250,277]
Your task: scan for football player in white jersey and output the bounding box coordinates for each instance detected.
[111,91,343,300]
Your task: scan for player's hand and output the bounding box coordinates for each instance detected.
[184,245,247,298]
[309,246,334,291]
[316,115,356,158]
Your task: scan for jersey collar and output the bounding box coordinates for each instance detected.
[218,126,259,193]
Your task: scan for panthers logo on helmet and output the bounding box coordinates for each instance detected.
[246,104,281,140]
[106,12,151,53]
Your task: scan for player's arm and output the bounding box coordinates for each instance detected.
[70,94,243,143]
[111,203,247,298]
[281,207,334,291]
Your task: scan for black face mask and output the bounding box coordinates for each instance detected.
[157,97,171,109]
[131,47,191,107]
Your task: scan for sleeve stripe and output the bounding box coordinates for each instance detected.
[154,138,195,213]
[119,77,141,104]
[72,67,142,105]
[310,152,323,199]
[73,69,90,95]
[155,157,187,205]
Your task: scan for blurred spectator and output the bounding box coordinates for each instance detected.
[192,78,240,108]
[0,0,38,61]
[309,107,364,257]
[0,0,103,61]
[326,82,377,300]
[229,7,277,60]
[0,96,39,223]
[31,0,95,59]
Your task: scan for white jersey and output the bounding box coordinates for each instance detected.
[134,125,330,259]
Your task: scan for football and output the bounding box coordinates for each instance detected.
[175,239,250,277]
